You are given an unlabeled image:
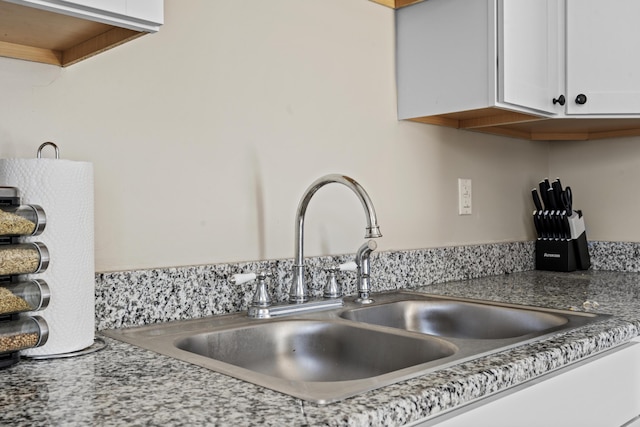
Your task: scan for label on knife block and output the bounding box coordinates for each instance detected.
[536,239,577,272]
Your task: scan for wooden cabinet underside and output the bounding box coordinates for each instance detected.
[370,0,424,8]
[411,108,640,141]
[0,1,145,66]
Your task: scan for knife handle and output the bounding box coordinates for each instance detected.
[552,180,563,207]
[533,210,543,238]
[542,210,552,239]
[554,177,563,190]
[531,189,543,211]
[554,211,566,240]
[546,188,557,210]
[539,180,550,210]
[561,212,571,240]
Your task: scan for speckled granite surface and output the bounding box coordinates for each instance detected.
[2,270,640,426]
[589,241,640,272]
[88,240,640,330]
[95,241,534,330]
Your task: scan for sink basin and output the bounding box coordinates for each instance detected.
[340,298,569,339]
[176,320,456,382]
[104,291,608,403]
[105,316,459,403]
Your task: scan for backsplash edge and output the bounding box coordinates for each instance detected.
[95,240,638,330]
[95,241,535,330]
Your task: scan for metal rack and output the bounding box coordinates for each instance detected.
[0,187,49,368]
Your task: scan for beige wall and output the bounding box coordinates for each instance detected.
[549,137,640,243]
[1,0,551,272]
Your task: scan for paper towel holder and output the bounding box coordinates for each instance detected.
[37,142,60,159]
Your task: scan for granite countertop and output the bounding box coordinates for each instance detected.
[2,270,640,426]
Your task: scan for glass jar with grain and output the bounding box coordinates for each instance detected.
[0,205,46,236]
[0,316,48,354]
[0,280,50,315]
[0,243,49,276]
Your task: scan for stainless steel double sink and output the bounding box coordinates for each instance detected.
[104,291,608,404]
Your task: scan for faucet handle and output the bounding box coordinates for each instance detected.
[323,262,356,299]
[229,272,258,285]
[323,268,340,299]
[339,261,357,272]
[230,271,272,308]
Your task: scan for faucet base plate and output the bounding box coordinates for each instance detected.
[248,298,344,319]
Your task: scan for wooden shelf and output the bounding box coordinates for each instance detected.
[0,1,146,67]
[409,107,640,141]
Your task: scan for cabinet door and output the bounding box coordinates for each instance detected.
[429,341,640,427]
[499,0,562,115]
[566,0,640,115]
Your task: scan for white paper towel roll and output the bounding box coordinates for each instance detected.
[0,158,95,356]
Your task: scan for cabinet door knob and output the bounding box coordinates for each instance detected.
[575,94,588,105]
[552,95,566,106]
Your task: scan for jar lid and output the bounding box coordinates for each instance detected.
[0,187,19,199]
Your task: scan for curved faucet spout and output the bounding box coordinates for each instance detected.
[290,174,382,303]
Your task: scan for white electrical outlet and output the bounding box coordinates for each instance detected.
[458,178,472,215]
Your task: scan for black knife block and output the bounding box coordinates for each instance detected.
[536,239,577,272]
[535,232,590,272]
[534,207,591,272]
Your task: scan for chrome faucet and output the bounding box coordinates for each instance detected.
[355,240,377,304]
[290,174,382,303]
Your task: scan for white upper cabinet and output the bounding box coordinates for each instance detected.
[0,0,163,66]
[4,0,163,31]
[566,0,640,115]
[397,0,502,121]
[396,0,640,140]
[396,0,562,130]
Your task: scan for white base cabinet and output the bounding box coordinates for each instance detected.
[419,339,640,427]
